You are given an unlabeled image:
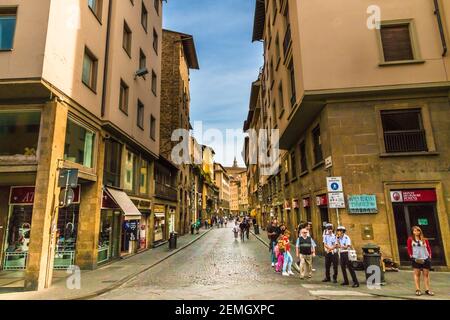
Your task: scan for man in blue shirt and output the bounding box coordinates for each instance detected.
[337,226,360,288]
[322,223,338,283]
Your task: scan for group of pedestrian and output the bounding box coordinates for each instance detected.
[232,216,251,242]
[265,219,436,296]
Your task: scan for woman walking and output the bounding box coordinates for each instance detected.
[408,226,435,296]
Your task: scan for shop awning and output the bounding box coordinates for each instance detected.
[106,188,142,221]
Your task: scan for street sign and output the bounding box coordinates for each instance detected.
[58,169,79,188]
[325,156,333,169]
[328,192,346,209]
[59,187,75,208]
[327,177,343,193]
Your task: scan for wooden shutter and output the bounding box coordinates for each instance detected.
[380,24,414,62]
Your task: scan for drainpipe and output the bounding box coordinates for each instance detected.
[433,0,448,56]
[101,0,113,117]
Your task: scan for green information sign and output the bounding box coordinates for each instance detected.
[348,195,378,215]
[418,219,429,226]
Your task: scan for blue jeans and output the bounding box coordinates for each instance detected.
[271,241,277,264]
[283,251,293,273]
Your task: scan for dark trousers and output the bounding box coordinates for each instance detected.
[325,252,338,281]
[340,252,359,285]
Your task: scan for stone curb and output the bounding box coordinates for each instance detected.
[71,228,214,300]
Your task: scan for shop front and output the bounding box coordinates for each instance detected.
[391,189,446,266]
[302,198,312,224]
[2,186,34,271]
[54,186,81,269]
[138,207,151,251]
[3,185,84,271]
[99,188,142,263]
[153,205,167,246]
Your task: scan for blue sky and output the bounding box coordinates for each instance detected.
[163,0,263,167]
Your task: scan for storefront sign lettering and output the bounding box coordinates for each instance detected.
[10,187,36,205]
[391,190,437,203]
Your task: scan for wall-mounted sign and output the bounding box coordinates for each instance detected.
[316,195,328,207]
[327,177,343,193]
[154,205,166,214]
[418,218,429,226]
[329,192,346,209]
[348,195,378,214]
[10,186,81,206]
[391,190,437,203]
[10,186,36,205]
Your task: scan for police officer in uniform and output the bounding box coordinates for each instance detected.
[322,223,338,283]
[336,226,360,288]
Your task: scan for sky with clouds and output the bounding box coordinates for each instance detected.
[163,0,263,167]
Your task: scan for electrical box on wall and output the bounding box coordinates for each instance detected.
[362,224,374,240]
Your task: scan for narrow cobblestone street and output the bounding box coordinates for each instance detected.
[94,226,400,301]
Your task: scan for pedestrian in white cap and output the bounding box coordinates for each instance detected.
[336,226,360,288]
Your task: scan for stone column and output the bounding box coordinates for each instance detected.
[25,100,68,291]
[75,137,105,270]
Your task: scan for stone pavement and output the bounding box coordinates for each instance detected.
[251,227,450,300]
[0,228,212,300]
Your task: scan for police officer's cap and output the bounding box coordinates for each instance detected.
[325,223,333,229]
[337,226,346,232]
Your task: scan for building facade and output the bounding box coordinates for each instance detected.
[214,163,231,216]
[160,29,199,235]
[0,0,164,290]
[247,0,450,268]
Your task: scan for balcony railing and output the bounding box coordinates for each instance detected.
[384,130,428,153]
[283,25,292,59]
[155,182,178,201]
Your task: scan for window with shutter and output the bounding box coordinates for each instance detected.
[380,24,414,62]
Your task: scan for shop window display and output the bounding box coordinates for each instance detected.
[3,206,32,270]
[54,206,79,269]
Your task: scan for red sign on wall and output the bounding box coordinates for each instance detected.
[391,190,437,203]
[316,195,328,207]
[9,187,35,205]
[9,186,81,205]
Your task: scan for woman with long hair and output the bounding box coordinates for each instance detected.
[407,226,434,296]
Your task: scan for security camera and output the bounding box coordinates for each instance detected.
[135,67,149,79]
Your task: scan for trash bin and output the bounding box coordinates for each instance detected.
[169,232,178,250]
[362,243,385,284]
[254,224,260,235]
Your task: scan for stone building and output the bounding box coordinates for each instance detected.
[226,160,249,217]
[214,163,231,216]
[247,0,450,268]
[160,29,199,235]
[0,0,163,290]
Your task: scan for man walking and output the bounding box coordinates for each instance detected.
[267,219,281,268]
[323,223,339,283]
[296,228,316,279]
[337,226,360,288]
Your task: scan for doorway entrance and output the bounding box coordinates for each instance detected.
[393,202,445,265]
